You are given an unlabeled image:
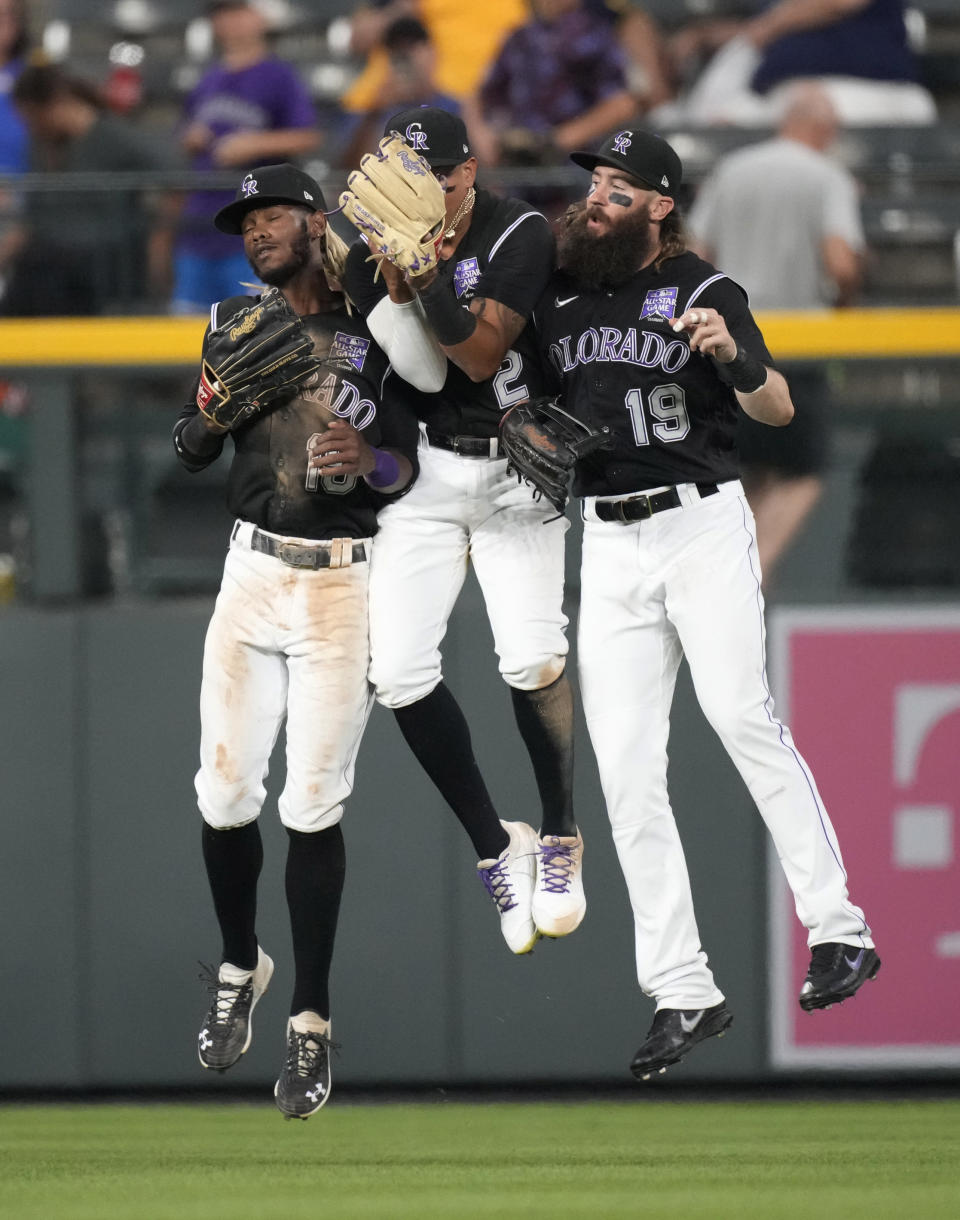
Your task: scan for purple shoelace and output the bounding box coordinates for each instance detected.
[537,839,576,894]
[478,858,518,912]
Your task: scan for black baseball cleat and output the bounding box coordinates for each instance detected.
[197,947,273,1072]
[799,943,881,1012]
[630,1001,733,1081]
[274,1016,337,1119]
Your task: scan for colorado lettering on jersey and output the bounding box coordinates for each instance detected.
[548,326,691,376]
[302,372,377,431]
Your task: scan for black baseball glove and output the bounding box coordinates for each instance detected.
[500,397,609,515]
[196,287,322,430]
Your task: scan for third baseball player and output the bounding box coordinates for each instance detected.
[534,129,880,1079]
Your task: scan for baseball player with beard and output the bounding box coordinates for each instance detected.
[533,130,879,1080]
[174,163,418,1118]
[340,106,585,956]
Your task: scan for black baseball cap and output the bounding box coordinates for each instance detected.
[570,129,682,198]
[384,106,471,169]
[214,163,326,234]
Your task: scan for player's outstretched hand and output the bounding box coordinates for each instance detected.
[339,132,446,279]
[670,308,736,363]
[307,418,375,478]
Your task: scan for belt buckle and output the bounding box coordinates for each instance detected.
[278,541,317,568]
[617,495,651,523]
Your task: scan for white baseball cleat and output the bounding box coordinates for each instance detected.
[477,820,539,954]
[533,832,586,938]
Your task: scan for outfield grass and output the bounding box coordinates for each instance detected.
[1,1096,958,1219]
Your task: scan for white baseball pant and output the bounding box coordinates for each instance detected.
[369,440,570,706]
[576,480,873,1010]
[196,522,374,833]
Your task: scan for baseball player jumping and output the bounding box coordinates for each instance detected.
[529,130,879,1079]
[174,164,418,1117]
[339,107,585,954]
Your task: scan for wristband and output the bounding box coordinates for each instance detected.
[417,277,478,347]
[365,447,400,489]
[725,344,768,394]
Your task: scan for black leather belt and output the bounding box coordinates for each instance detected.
[245,526,367,569]
[426,427,500,458]
[595,482,719,523]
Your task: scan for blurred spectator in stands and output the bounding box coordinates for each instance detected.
[465,0,639,168]
[342,0,526,117]
[0,0,29,289]
[687,82,865,585]
[0,0,27,173]
[604,2,675,117]
[0,1,30,495]
[0,64,180,316]
[335,16,459,169]
[657,0,936,127]
[172,0,319,313]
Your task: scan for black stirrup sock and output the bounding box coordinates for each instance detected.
[510,672,577,838]
[285,823,346,1020]
[201,819,263,970]
[393,683,509,860]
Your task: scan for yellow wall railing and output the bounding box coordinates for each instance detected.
[0,308,959,366]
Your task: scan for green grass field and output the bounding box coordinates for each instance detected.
[1,1096,958,1219]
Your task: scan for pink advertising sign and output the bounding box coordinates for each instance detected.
[768,607,960,1068]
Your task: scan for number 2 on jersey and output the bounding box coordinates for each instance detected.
[493,349,529,410]
[624,384,690,447]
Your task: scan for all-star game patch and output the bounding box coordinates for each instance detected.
[640,286,678,321]
[328,331,370,372]
[454,257,481,298]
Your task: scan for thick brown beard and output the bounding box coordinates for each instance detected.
[557,200,659,292]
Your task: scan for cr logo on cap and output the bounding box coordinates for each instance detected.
[612,131,633,155]
[405,122,428,151]
[241,172,259,197]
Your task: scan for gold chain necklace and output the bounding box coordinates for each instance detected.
[444,187,476,240]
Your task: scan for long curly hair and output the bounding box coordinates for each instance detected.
[655,207,687,270]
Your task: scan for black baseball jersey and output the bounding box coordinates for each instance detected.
[174,295,420,539]
[343,187,555,437]
[534,251,774,498]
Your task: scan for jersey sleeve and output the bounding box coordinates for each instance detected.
[531,283,565,399]
[343,239,388,317]
[698,275,774,367]
[369,371,422,498]
[172,296,253,471]
[696,275,777,395]
[473,210,556,320]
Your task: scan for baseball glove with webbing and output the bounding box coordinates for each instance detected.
[196,287,321,430]
[339,132,447,278]
[500,398,609,516]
